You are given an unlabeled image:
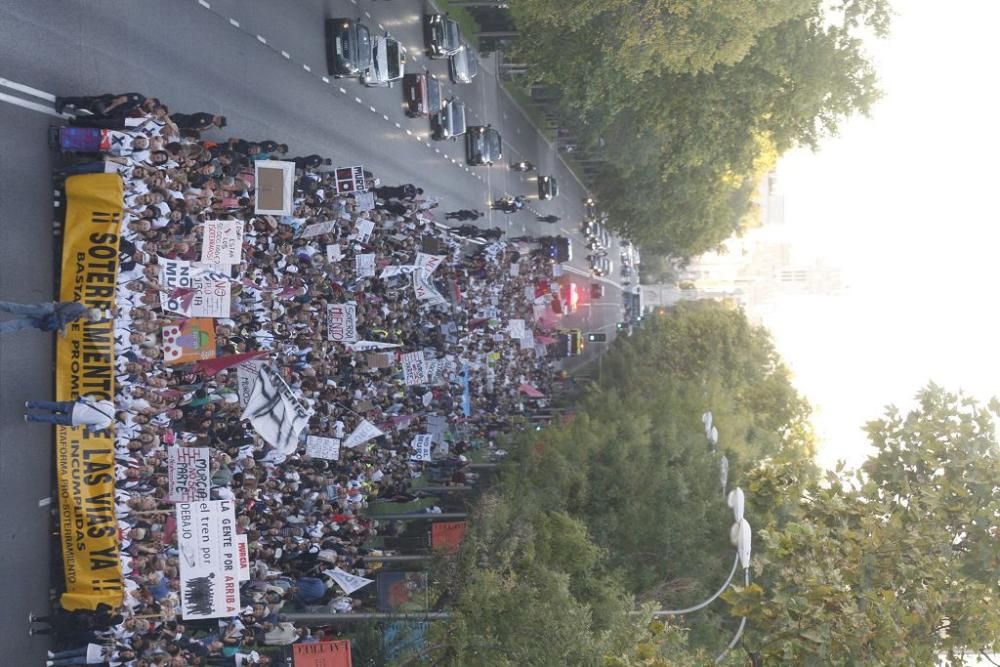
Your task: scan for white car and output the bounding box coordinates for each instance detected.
[362,36,405,87]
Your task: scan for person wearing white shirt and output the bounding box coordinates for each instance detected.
[25,395,115,431]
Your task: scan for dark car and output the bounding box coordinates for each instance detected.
[537,175,559,200]
[590,283,605,299]
[403,72,444,118]
[432,97,467,140]
[426,14,462,58]
[449,45,479,84]
[465,126,502,166]
[590,255,612,277]
[533,235,572,263]
[583,197,598,221]
[325,18,373,78]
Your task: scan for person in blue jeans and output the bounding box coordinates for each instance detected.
[25,396,115,431]
[0,299,106,335]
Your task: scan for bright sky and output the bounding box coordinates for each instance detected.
[764,0,1000,469]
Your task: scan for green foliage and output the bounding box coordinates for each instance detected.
[508,0,891,257]
[430,302,813,663]
[728,384,1000,664]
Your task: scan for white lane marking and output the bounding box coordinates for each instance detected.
[406,129,412,135]
[198,0,210,7]
[383,114,389,120]
[394,122,401,128]
[559,226,573,236]
[339,87,347,94]
[355,97,363,104]
[0,77,56,102]
[257,34,267,44]
[229,17,240,28]
[425,142,431,147]
[303,64,312,72]
[38,497,52,507]
[378,24,384,30]
[365,11,372,18]
[281,50,291,59]
[370,105,377,113]
[322,76,329,83]
[0,91,65,117]
[434,148,440,153]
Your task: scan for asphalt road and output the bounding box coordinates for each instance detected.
[0,0,623,658]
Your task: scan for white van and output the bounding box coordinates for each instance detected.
[362,36,405,87]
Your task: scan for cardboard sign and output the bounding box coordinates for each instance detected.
[401,351,428,385]
[326,304,358,343]
[356,253,376,278]
[177,500,240,619]
[410,434,433,461]
[201,220,244,265]
[301,220,338,238]
[327,243,343,261]
[306,435,341,461]
[160,258,231,318]
[354,190,375,212]
[356,218,375,244]
[508,319,525,339]
[236,534,251,581]
[254,160,295,215]
[431,521,467,552]
[166,447,211,502]
[162,319,217,364]
[293,641,352,667]
[335,165,366,194]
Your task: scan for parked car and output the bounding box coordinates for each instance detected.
[465,126,502,165]
[590,255,612,277]
[449,45,479,84]
[362,35,405,87]
[426,14,462,58]
[325,18,373,78]
[537,175,559,200]
[403,72,444,118]
[583,197,598,221]
[432,97,467,140]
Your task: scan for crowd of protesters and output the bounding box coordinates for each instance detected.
[30,91,570,666]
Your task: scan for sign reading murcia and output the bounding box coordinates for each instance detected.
[166,447,211,502]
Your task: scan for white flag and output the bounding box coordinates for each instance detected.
[343,419,384,449]
[325,567,374,595]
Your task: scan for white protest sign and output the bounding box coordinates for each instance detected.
[356,253,376,278]
[301,220,338,238]
[326,304,358,343]
[401,351,428,386]
[509,263,520,276]
[354,190,375,212]
[160,258,231,318]
[177,500,240,619]
[325,567,374,595]
[326,244,343,262]
[343,419,384,448]
[201,220,244,265]
[235,359,265,407]
[167,447,211,503]
[379,264,417,279]
[335,165,366,194]
[347,340,401,352]
[520,331,535,350]
[236,534,251,581]
[508,319,526,339]
[415,252,445,275]
[410,433,433,461]
[306,435,341,461]
[413,269,447,305]
[356,219,375,244]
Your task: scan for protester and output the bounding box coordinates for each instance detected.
[445,209,483,221]
[55,93,147,117]
[25,396,115,431]
[0,299,105,335]
[40,89,570,663]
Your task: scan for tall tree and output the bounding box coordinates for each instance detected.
[727,385,1000,663]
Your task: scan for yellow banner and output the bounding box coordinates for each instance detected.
[56,174,124,610]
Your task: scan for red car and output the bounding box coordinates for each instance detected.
[550,282,579,315]
[403,72,444,118]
